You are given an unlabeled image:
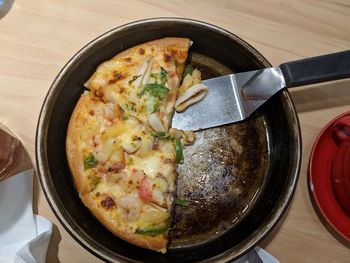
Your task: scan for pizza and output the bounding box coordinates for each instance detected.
[66,38,207,253]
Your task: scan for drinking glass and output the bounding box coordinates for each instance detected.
[0,123,28,182]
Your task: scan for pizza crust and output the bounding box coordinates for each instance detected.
[82,194,167,251]
[66,94,88,195]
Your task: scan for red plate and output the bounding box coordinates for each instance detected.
[309,111,350,242]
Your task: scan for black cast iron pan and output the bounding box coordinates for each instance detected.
[36,18,301,262]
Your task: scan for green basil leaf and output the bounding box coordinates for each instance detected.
[142,83,169,100]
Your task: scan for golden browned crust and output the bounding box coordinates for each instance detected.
[112,37,190,64]
[86,37,189,88]
[66,94,89,195]
[82,194,167,251]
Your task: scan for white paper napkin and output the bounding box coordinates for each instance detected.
[234,247,279,263]
[0,170,277,263]
[0,170,52,263]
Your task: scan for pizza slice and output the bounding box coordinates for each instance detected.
[66,38,191,252]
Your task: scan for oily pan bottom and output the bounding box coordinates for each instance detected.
[171,53,268,248]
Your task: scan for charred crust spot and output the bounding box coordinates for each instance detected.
[95,192,100,197]
[157,172,165,178]
[164,158,174,165]
[164,54,171,62]
[115,72,123,80]
[108,162,125,173]
[125,57,131,62]
[151,47,155,52]
[132,135,142,141]
[89,110,95,116]
[101,195,116,210]
[98,166,107,173]
[109,72,124,84]
[128,180,133,185]
[94,89,104,98]
[164,49,177,62]
[92,136,98,147]
[139,48,145,55]
[152,137,159,150]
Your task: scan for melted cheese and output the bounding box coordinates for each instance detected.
[132,153,164,179]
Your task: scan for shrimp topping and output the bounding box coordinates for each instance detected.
[118,195,142,220]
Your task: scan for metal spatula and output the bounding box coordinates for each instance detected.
[171,50,350,131]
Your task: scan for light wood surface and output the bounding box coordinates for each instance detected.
[1,0,349,262]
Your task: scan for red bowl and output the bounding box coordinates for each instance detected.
[309,111,350,242]
[331,141,350,217]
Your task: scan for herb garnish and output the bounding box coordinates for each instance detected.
[174,198,191,206]
[159,67,168,85]
[128,75,141,85]
[135,225,169,236]
[175,140,184,164]
[84,153,98,170]
[153,131,171,140]
[141,83,169,100]
[89,175,101,192]
[150,68,168,85]
[183,64,193,77]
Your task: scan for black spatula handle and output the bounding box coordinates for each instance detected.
[280,50,350,88]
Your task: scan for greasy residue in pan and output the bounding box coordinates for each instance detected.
[169,53,269,248]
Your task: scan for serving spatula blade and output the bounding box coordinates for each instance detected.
[172,50,350,131]
[171,67,285,131]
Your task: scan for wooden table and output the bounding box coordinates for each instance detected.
[1,0,349,262]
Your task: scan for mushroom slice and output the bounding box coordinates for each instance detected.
[175,83,208,112]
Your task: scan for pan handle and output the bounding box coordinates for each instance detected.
[279,50,350,88]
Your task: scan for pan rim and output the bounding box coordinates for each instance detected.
[35,17,302,262]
